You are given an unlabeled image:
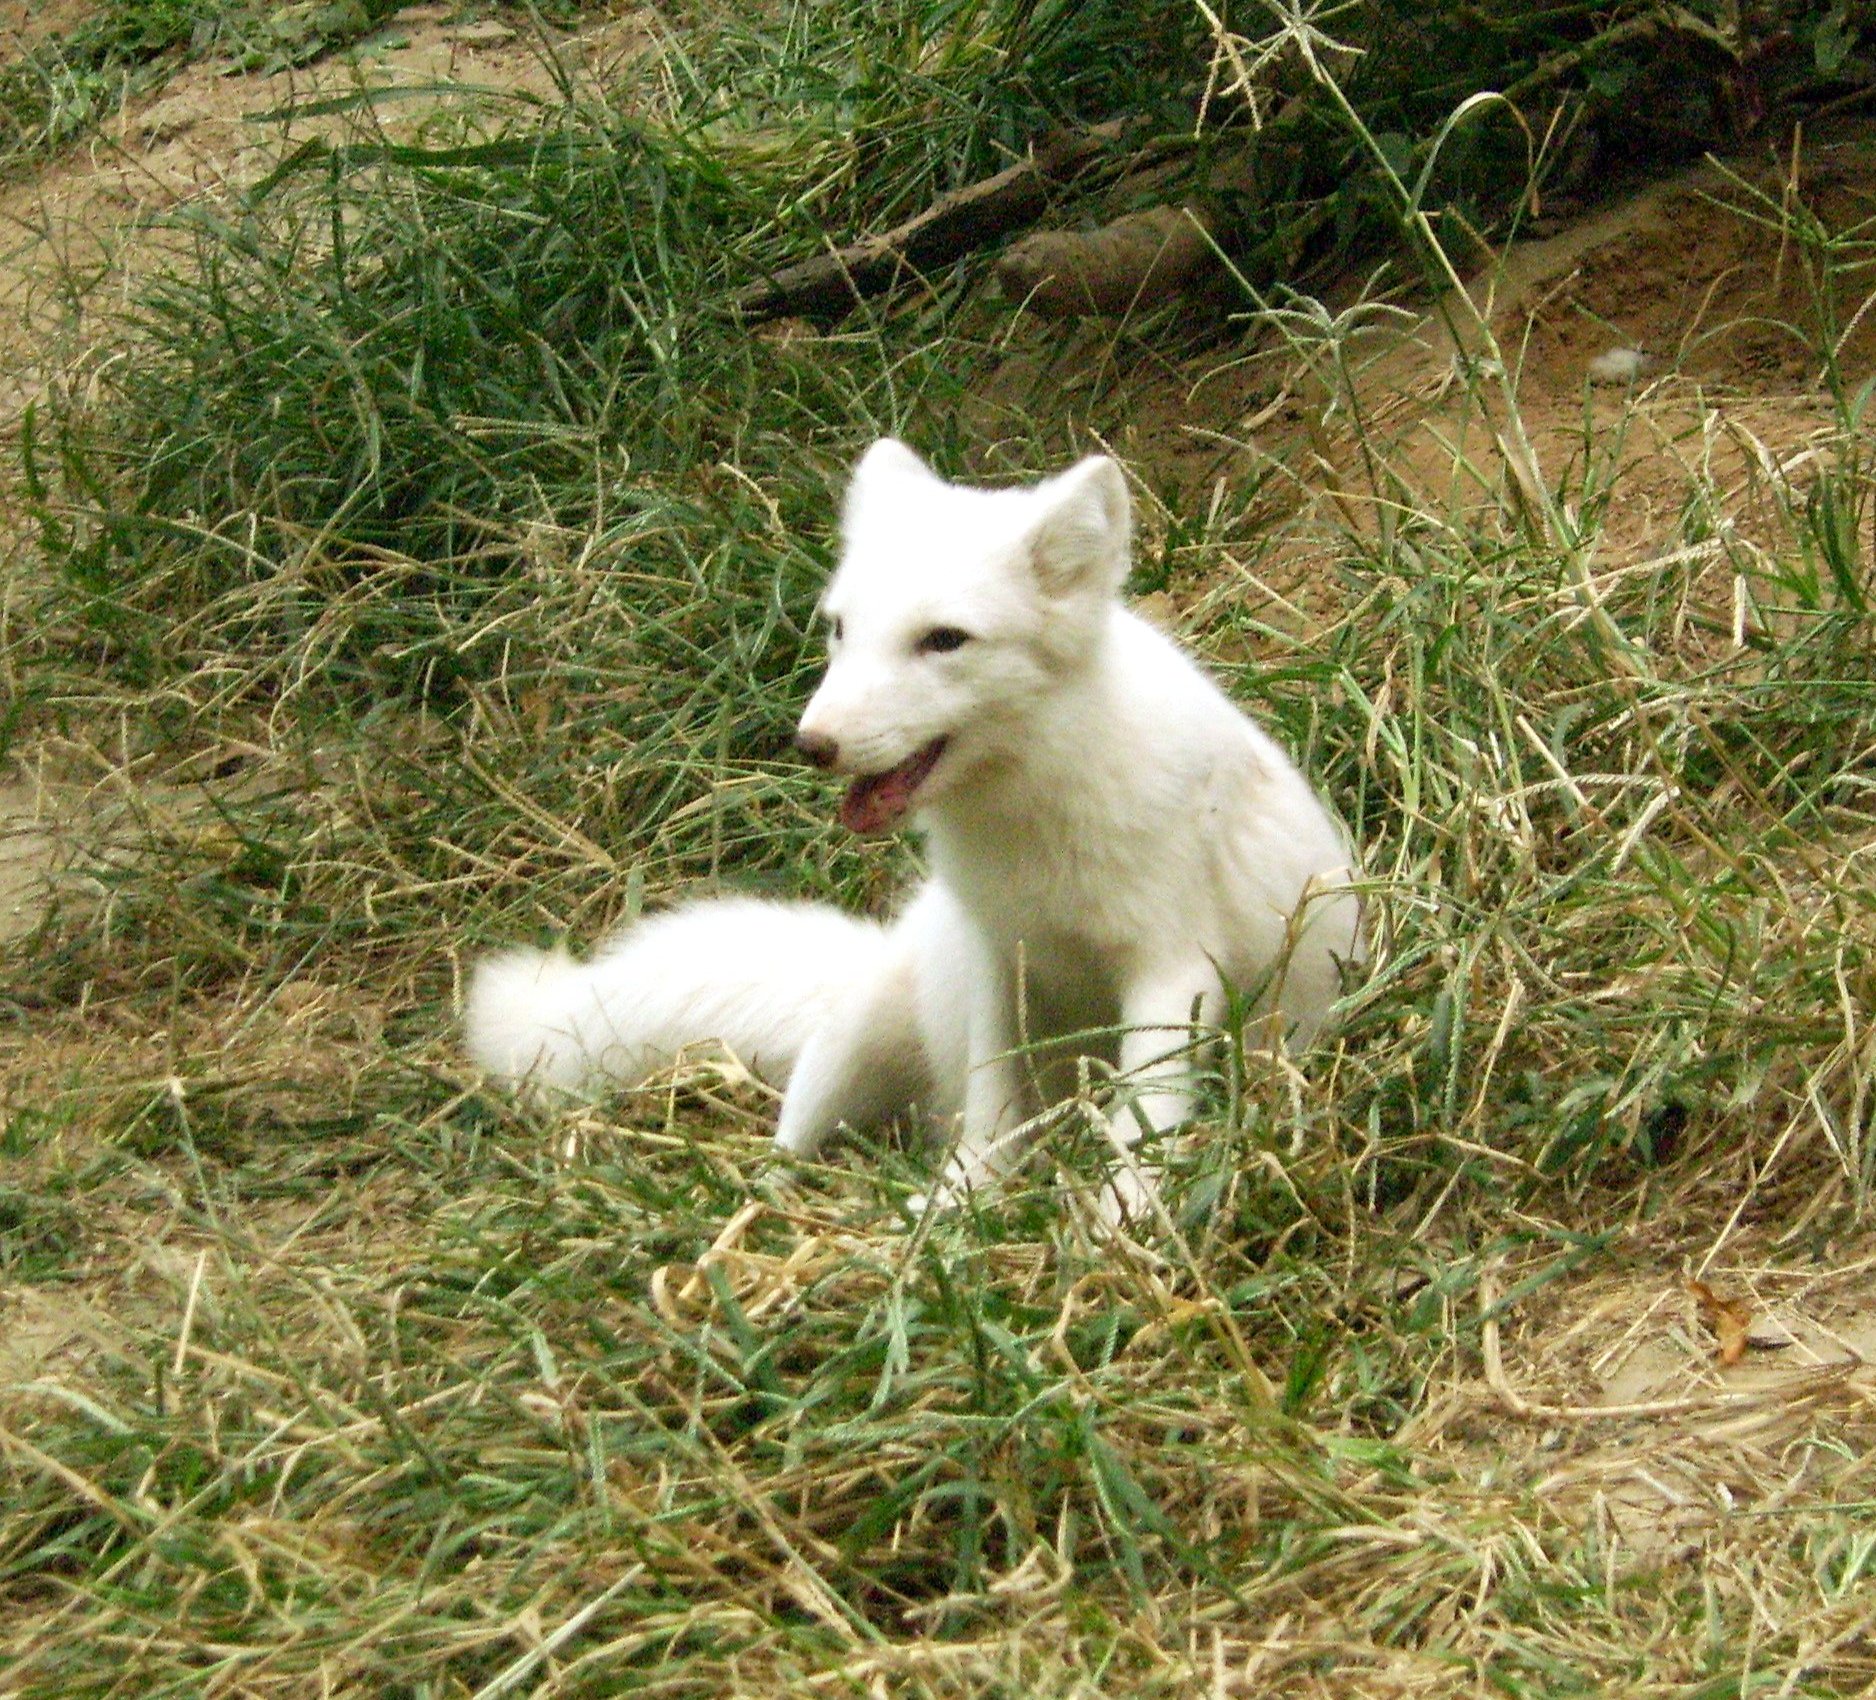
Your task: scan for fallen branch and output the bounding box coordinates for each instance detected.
[733,125,1124,323]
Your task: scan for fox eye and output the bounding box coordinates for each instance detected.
[827,615,844,643]
[917,626,972,655]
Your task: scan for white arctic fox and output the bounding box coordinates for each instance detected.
[465,439,1361,1213]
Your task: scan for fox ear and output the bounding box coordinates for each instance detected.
[855,438,931,479]
[844,438,934,519]
[1028,455,1131,599]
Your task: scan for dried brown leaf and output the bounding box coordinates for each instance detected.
[1688,1279,1753,1368]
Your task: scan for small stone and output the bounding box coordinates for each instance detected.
[1588,346,1651,385]
[136,97,199,142]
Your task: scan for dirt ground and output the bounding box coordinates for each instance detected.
[0,2,656,925]
[3,0,1876,1582]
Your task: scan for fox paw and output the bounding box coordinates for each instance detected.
[903,1163,984,1221]
[903,1183,961,1219]
[1097,1162,1159,1228]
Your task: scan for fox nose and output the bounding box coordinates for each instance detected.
[795,729,840,770]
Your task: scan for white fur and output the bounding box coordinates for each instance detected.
[463,900,896,1095]
[464,441,1362,1219]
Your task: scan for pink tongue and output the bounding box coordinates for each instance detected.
[840,741,944,835]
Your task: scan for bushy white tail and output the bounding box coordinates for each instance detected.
[463,898,890,1097]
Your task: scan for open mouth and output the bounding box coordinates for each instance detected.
[840,737,948,836]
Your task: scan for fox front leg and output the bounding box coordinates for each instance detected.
[907,955,1027,1214]
[1098,962,1225,1226]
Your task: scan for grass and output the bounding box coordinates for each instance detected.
[4,1,1876,1695]
[0,0,424,178]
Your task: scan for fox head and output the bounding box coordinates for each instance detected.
[797,439,1133,835]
